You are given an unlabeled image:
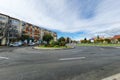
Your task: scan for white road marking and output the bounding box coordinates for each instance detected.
[102,73,120,80]
[0,56,9,59]
[59,57,86,61]
[100,48,104,51]
[115,47,120,49]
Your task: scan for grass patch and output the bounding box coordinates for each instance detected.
[77,43,120,47]
[38,45,68,49]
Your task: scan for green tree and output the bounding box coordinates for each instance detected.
[117,38,120,43]
[87,40,91,43]
[118,38,120,42]
[84,38,87,43]
[94,39,104,43]
[59,41,66,46]
[43,34,53,44]
[58,37,66,46]
[84,38,87,41]
[50,40,59,46]
[21,35,29,41]
[58,37,65,42]
[97,35,100,39]
[104,38,111,43]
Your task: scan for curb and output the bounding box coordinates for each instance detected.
[33,46,75,50]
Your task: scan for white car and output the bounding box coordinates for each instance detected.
[9,42,22,47]
[28,42,35,46]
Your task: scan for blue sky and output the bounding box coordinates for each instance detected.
[0,0,120,40]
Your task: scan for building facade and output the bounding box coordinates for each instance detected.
[0,13,9,45]
[0,13,57,45]
[8,18,21,41]
[111,35,120,43]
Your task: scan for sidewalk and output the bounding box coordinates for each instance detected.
[102,73,120,80]
[0,46,9,48]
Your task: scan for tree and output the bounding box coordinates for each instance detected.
[84,38,87,41]
[58,37,65,42]
[58,37,66,46]
[84,38,87,43]
[118,38,120,42]
[104,38,111,43]
[43,34,53,44]
[49,40,55,47]
[97,35,100,39]
[117,38,120,43]
[94,39,104,43]
[50,40,59,47]
[21,35,29,41]
[59,41,66,46]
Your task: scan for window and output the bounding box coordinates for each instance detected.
[0,16,6,21]
[0,22,5,26]
[0,33,3,36]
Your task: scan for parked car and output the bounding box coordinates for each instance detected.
[9,42,22,47]
[17,41,23,46]
[28,42,35,46]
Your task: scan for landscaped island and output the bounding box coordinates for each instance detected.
[34,35,73,50]
[34,46,73,50]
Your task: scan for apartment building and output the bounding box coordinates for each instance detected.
[52,32,57,41]
[0,13,57,45]
[43,29,57,41]
[0,13,9,45]
[9,18,21,40]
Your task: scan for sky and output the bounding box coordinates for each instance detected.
[0,0,120,40]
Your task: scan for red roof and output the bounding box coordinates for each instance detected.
[113,35,120,39]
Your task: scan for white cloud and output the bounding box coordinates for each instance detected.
[0,0,120,39]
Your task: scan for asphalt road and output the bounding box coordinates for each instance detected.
[0,46,120,80]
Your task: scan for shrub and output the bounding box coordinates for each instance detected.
[43,34,53,44]
[44,44,48,47]
[50,40,59,46]
[59,41,66,46]
[54,45,60,47]
[50,40,54,46]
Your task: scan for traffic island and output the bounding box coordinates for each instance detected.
[33,46,75,50]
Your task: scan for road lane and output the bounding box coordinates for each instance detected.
[0,46,120,80]
[0,56,9,59]
[59,57,86,61]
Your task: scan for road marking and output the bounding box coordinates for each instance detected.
[102,73,120,80]
[115,47,120,49]
[59,57,86,61]
[100,48,104,51]
[0,56,9,59]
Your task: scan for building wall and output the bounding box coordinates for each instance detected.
[0,14,9,45]
[53,32,57,41]
[21,24,41,41]
[9,18,21,39]
[34,27,40,41]
[40,28,44,40]
[0,13,57,45]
